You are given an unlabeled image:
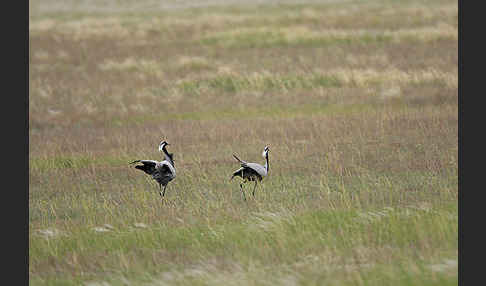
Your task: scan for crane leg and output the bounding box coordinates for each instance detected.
[252,181,257,196]
[240,183,246,201]
[159,184,163,197]
[162,185,167,197]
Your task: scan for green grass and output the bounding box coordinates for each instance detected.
[200,30,395,49]
[175,71,455,95]
[30,196,457,285]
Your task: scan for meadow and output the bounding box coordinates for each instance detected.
[29,0,458,284]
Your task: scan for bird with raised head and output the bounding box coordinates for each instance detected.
[230,145,270,200]
[129,140,176,197]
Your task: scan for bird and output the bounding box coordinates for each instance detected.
[230,145,270,200]
[129,140,176,197]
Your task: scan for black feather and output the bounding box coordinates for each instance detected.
[134,164,156,175]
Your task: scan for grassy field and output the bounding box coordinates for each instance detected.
[29,0,458,285]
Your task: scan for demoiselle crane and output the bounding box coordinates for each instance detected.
[230,146,270,200]
[129,140,176,197]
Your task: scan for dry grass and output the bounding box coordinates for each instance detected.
[29,0,458,284]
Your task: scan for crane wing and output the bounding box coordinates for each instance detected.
[129,160,158,166]
[232,154,267,177]
[230,167,245,180]
[157,160,176,177]
[130,160,159,175]
[245,163,267,177]
[232,154,248,167]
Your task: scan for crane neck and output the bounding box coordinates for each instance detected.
[161,146,174,166]
[264,153,269,172]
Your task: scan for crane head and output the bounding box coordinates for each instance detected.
[158,140,170,152]
[262,145,270,157]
